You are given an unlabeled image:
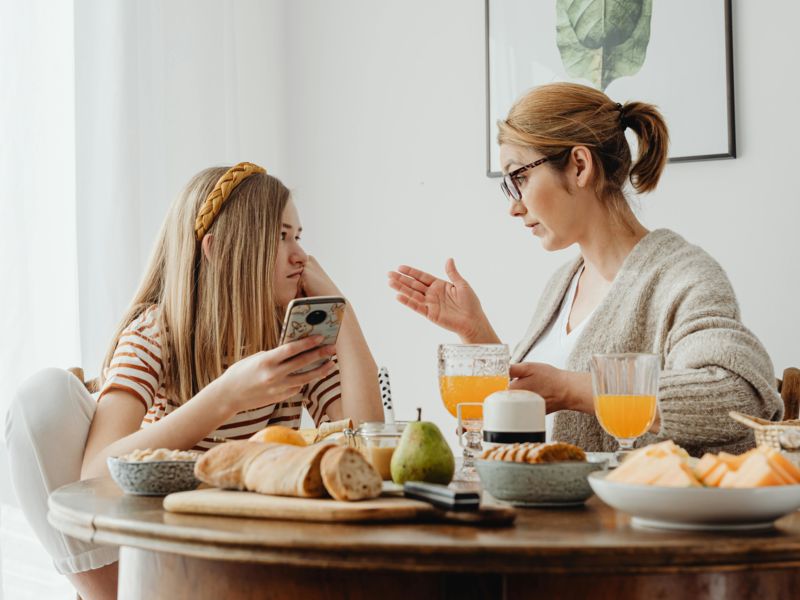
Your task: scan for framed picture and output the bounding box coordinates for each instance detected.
[485,0,735,176]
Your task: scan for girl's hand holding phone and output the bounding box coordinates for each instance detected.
[214,335,336,414]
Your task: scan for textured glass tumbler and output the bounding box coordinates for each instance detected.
[438,344,509,482]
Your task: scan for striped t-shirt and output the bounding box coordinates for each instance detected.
[98,306,342,451]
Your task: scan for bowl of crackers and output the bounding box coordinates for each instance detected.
[108,448,201,496]
[476,442,608,507]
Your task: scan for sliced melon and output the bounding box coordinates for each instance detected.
[702,461,732,487]
[652,462,702,487]
[727,452,787,487]
[765,449,800,484]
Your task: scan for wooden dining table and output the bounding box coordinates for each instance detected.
[49,477,800,600]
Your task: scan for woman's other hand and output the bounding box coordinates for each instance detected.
[388,259,498,343]
[509,362,593,414]
[300,256,342,298]
[215,336,337,414]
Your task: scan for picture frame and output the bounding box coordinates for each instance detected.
[485,0,736,177]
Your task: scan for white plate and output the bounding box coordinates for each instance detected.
[507,499,588,508]
[588,471,800,531]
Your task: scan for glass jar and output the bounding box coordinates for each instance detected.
[344,421,407,480]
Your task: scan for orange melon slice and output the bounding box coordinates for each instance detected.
[725,452,787,487]
[765,449,800,484]
[703,462,732,487]
[607,453,684,485]
[652,462,702,487]
[694,454,720,480]
[717,450,756,469]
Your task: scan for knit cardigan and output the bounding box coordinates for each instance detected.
[512,229,783,456]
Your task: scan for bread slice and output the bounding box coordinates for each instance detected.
[194,441,271,490]
[320,446,382,501]
[244,443,336,497]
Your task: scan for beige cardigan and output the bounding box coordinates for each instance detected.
[512,229,783,456]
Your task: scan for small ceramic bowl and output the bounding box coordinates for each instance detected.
[476,458,609,507]
[107,456,201,496]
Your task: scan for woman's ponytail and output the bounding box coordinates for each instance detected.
[621,101,669,194]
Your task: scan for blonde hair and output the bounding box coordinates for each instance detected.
[498,82,669,216]
[101,166,290,405]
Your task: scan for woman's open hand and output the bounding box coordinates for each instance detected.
[388,259,496,342]
[215,336,337,414]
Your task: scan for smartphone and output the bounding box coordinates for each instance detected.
[279,296,347,374]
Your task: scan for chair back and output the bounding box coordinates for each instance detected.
[779,367,800,420]
[66,367,99,394]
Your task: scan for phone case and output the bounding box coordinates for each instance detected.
[280,297,346,373]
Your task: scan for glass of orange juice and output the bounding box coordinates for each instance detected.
[438,344,509,481]
[591,353,660,466]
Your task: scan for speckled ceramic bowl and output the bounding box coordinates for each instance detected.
[476,458,609,507]
[107,456,201,496]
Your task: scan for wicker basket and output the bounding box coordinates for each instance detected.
[729,411,800,453]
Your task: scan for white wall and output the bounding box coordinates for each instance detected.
[69,0,800,430]
[75,0,288,375]
[282,0,800,433]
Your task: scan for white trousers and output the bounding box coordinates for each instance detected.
[4,368,119,574]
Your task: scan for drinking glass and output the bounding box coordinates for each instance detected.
[590,353,660,466]
[438,344,509,481]
[456,402,484,483]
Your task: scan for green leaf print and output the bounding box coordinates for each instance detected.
[556,0,653,90]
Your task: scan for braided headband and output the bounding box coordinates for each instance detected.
[194,161,267,240]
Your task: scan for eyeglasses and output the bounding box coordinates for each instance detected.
[500,157,549,202]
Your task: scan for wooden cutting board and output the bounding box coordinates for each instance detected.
[163,488,515,526]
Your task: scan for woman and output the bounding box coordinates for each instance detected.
[7,162,383,599]
[389,83,782,457]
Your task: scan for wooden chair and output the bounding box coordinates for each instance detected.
[67,367,99,393]
[778,367,800,420]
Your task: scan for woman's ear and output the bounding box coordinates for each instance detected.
[570,146,594,189]
[201,233,214,261]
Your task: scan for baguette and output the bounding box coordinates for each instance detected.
[194,441,271,490]
[320,447,382,501]
[194,439,382,501]
[244,443,335,497]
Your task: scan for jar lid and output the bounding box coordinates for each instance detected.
[354,421,406,437]
[483,390,546,434]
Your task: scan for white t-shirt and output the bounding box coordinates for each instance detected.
[522,266,595,439]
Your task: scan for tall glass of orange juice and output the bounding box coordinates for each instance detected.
[590,353,660,465]
[438,344,509,481]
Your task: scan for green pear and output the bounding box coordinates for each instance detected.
[390,421,455,485]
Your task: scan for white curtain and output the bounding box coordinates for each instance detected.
[0,0,81,597]
[1,1,287,597]
[75,0,288,373]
